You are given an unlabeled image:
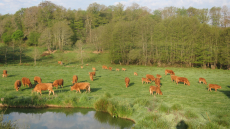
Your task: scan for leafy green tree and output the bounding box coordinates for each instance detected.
[11,30,24,64]
[27,31,40,46]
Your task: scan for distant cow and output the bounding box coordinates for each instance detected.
[156,74,162,79]
[102,65,108,69]
[155,78,161,87]
[134,72,138,76]
[14,80,21,91]
[149,86,163,95]
[142,77,151,84]
[22,77,32,88]
[58,61,63,65]
[89,72,94,81]
[92,67,96,71]
[72,75,78,84]
[208,84,221,92]
[199,78,207,85]
[34,76,42,84]
[2,70,8,77]
[165,69,175,75]
[81,66,83,69]
[146,74,155,82]
[116,68,120,71]
[89,71,96,76]
[176,77,190,86]
[125,77,130,88]
[32,83,54,95]
[53,79,64,89]
[122,68,126,71]
[71,82,90,93]
[109,67,112,71]
[171,75,177,83]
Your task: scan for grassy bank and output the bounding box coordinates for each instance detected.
[0,48,230,128]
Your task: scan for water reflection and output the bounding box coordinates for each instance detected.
[1,108,134,129]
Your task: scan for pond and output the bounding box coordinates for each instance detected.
[1,108,135,129]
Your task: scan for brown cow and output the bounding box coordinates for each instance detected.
[81,66,83,69]
[22,77,32,88]
[171,75,177,83]
[2,70,8,77]
[92,67,96,71]
[14,80,21,91]
[156,74,162,79]
[109,67,112,71]
[146,74,155,82]
[71,82,90,93]
[176,77,190,86]
[116,68,120,71]
[149,86,163,95]
[142,77,151,84]
[58,61,63,65]
[34,76,42,84]
[134,72,138,76]
[53,79,64,89]
[165,69,175,75]
[125,77,130,88]
[155,78,161,87]
[89,72,94,81]
[102,65,108,69]
[72,75,78,84]
[32,83,54,95]
[122,68,126,71]
[208,84,221,92]
[199,77,207,84]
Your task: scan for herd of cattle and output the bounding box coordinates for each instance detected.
[1,65,222,96]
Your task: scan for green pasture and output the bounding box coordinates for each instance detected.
[0,64,230,128]
[0,48,230,128]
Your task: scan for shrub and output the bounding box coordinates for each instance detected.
[94,98,109,112]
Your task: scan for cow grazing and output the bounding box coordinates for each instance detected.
[71,82,90,93]
[109,67,112,71]
[134,72,138,76]
[81,66,83,69]
[125,77,130,88]
[116,68,120,71]
[34,76,42,84]
[142,77,151,84]
[155,78,161,87]
[58,61,63,65]
[199,78,207,85]
[171,75,177,83]
[149,86,163,95]
[32,83,54,95]
[89,72,94,81]
[72,75,78,84]
[122,68,126,71]
[156,74,162,79]
[53,79,64,89]
[14,80,21,91]
[92,67,96,71]
[146,74,155,82]
[22,77,32,88]
[208,84,221,92]
[176,77,190,86]
[102,65,108,69]
[86,64,88,66]
[165,69,175,75]
[2,70,8,77]
[89,72,96,76]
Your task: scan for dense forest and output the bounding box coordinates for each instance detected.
[0,1,230,69]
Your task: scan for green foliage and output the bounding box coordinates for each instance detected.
[0,112,18,129]
[94,98,109,112]
[27,32,40,46]
[184,110,198,119]
[171,104,183,111]
[2,33,11,44]
[11,30,23,41]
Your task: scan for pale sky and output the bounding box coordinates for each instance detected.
[0,0,229,15]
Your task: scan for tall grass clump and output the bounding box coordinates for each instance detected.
[184,110,198,119]
[133,98,150,107]
[158,103,170,113]
[94,98,109,112]
[171,104,183,111]
[79,94,89,103]
[103,92,112,98]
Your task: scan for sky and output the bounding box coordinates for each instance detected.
[0,0,230,15]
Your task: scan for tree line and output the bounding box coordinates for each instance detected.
[0,1,230,68]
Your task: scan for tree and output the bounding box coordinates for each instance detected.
[39,27,52,51]
[210,7,221,26]
[11,30,24,64]
[27,31,40,46]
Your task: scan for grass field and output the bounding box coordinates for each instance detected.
[0,49,230,129]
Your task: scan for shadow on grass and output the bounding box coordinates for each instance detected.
[176,120,188,129]
[227,86,230,88]
[220,90,230,99]
[7,75,17,77]
[54,89,70,93]
[90,88,101,92]
[129,82,135,87]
